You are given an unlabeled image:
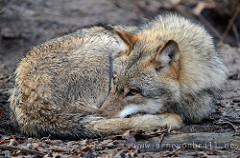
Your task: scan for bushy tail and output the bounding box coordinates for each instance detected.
[10,98,183,140]
[10,86,183,140]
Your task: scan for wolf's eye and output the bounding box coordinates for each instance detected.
[127,89,139,96]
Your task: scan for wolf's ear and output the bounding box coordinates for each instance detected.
[115,30,138,56]
[153,40,180,70]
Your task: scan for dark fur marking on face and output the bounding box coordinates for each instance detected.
[125,111,147,118]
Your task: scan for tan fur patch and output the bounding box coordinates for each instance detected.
[115,30,138,56]
[169,60,180,79]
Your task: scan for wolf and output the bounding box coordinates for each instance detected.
[9,14,226,139]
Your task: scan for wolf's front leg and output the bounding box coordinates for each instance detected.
[89,113,184,136]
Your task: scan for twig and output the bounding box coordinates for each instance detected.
[157,132,167,145]
[0,145,46,156]
[223,116,240,124]
[0,8,6,14]
[197,14,222,39]
[40,135,51,141]
[215,118,239,132]
[220,3,240,43]
[232,24,240,46]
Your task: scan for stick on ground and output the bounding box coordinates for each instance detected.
[0,145,46,156]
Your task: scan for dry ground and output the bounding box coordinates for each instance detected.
[0,0,240,157]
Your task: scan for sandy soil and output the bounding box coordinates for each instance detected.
[0,0,240,157]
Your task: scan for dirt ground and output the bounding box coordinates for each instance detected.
[0,0,240,157]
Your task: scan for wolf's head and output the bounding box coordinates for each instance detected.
[100,15,227,121]
[100,29,182,118]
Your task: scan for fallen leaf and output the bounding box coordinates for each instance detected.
[207,152,216,155]
[81,146,91,152]
[47,151,53,157]
[71,149,79,155]
[9,135,17,139]
[0,141,10,144]
[12,151,20,157]
[0,109,3,116]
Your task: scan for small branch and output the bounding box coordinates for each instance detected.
[0,145,46,156]
[220,4,240,43]
[0,8,6,14]
[232,24,240,46]
[157,132,166,145]
[197,14,222,39]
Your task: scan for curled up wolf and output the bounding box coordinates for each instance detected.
[9,14,227,140]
